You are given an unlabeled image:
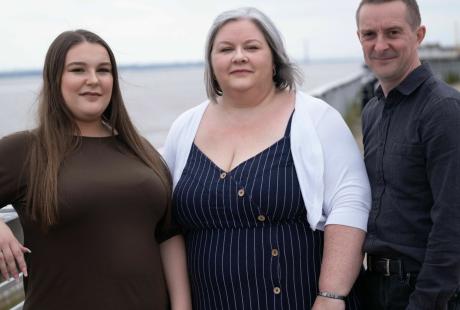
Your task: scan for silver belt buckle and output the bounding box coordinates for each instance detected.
[384,258,391,276]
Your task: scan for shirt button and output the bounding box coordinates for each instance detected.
[220,172,227,179]
[257,215,266,222]
[273,287,281,294]
[238,188,245,197]
[271,249,279,257]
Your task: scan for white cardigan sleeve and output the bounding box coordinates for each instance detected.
[162,101,209,189]
[162,120,178,176]
[292,92,370,231]
[318,105,371,231]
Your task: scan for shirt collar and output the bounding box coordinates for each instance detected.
[375,62,433,99]
[395,62,432,96]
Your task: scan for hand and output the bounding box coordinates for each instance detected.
[0,220,31,281]
[312,296,346,310]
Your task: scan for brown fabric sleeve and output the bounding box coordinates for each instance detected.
[137,136,181,243]
[0,131,31,208]
[155,199,182,243]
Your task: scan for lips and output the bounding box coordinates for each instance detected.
[372,57,396,61]
[230,69,252,74]
[79,91,102,96]
[370,52,398,61]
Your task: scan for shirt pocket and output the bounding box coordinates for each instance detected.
[387,142,425,158]
[384,142,426,188]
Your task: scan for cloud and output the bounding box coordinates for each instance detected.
[0,0,459,71]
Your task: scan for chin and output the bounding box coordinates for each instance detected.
[372,65,396,80]
[227,84,253,93]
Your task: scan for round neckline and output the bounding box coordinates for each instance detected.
[77,135,118,140]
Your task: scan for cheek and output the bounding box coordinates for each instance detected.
[211,57,222,73]
[212,51,231,67]
[361,44,372,55]
[60,80,72,101]
[259,53,274,75]
[263,52,274,65]
[365,49,373,59]
[210,59,226,82]
[105,79,114,104]
[104,77,114,92]
[61,75,79,96]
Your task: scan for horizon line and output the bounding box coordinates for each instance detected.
[0,57,363,78]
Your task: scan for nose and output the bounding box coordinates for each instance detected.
[374,34,389,52]
[86,69,99,85]
[233,47,248,63]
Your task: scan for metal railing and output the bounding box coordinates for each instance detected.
[0,207,24,310]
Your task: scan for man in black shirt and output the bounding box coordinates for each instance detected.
[356,0,460,309]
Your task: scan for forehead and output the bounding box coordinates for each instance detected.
[358,1,411,30]
[65,42,110,64]
[214,19,266,43]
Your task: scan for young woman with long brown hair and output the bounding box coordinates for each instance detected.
[0,29,191,310]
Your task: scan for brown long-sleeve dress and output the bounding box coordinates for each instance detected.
[0,131,178,310]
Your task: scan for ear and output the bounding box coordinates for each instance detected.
[416,25,426,45]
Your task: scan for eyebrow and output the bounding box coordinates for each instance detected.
[386,26,404,31]
[66,61,112,67]
[215,39,262,45]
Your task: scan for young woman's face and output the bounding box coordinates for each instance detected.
[61,42,113,127]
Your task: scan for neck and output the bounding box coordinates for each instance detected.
[381,59,422,97]
[219,84,277,110]
[76,120,111,137]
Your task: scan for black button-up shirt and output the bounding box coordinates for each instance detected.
[362,63,460,309]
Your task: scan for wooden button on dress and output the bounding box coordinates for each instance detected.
[257,215,266,222]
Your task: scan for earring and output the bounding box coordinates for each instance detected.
[273,66,277,77]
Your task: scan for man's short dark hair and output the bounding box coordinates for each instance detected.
[356,0,421,30]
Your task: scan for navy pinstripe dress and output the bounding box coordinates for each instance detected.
[173,115,360,309]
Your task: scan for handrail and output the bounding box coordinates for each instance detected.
[0,206,24,309]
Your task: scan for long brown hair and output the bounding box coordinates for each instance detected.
[27,29,171,229]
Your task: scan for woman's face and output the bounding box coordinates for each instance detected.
[61,41,113,127]
[211,19,274,95]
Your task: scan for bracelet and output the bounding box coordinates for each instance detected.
[317,290,346,301]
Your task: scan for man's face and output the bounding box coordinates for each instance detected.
[357,1,425,92]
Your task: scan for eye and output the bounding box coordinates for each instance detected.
[98,67,112,73]
[388,30,400,37]
[69,67,85,73]
[361,32,375,40]
[219,47,233,53]
[246,45,259,51]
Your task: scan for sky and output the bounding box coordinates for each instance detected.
[1,0,459,72]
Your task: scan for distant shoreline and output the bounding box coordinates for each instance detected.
[0,61,204,79]
[0,58,362,79]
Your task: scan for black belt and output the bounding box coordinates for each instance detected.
[367,254,420,276]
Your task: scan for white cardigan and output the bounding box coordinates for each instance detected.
[163,91,371,231]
